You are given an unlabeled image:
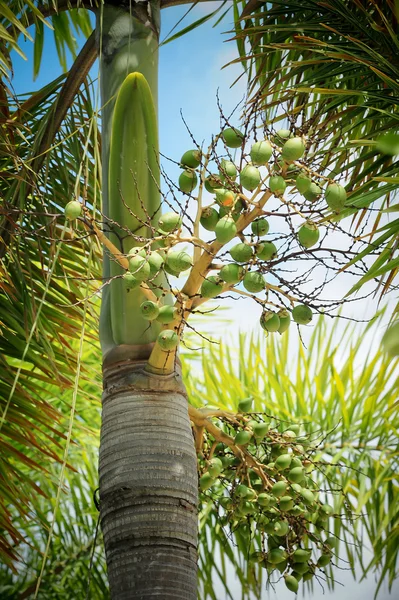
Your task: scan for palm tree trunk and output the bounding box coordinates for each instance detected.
[97,3,198,597]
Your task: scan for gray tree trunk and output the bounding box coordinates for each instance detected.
[100,360,198,599]
[97,2,199,597]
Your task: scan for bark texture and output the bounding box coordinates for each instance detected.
[100,360,198,599]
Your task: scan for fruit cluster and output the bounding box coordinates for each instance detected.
[198,398,340,592]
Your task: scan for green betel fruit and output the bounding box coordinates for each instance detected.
[298,221,319,248]
[325,183,347,212]
[300,488,315,506]
[271,481,287,497]
[281,137,305,161]
[123,272,140,290]
[269,548,287,564]
[274,520,290,536]
[275,129,291,142]
[234,430,252,445]
[258,493,273,507]
[180,149,201,169]
[220,263,244,284]
[250,140,273,165]
[277,309,291,334]
[256,242,277,261]
[303,182,322,202]
[324,536,337,548]
[292,562,309,575]
[269,175,287,195]
[201,276,224,298]
[64,200,82,220]
[275,453,292,471]
[204,174,223,193]
[140,301,159,321]
[208,457,223,477]
[215,215,237,243]
[230,243,253,263]
[382,322,399,356]
[287,467,305,483]
[157,329,179,351]
[238,397,253,413]
[163,262,181,277]
[200,472,215,491]
[296,172,312,194]
[293,548,311,563]
[219,159,237,180]
[260,311,281,333]
[200,206,219,231]
[279,496,294,512]
[235,484,251,498]
[317,552,332,567]
[292,304,313,325]
[147,251,164,276]
[215,188,236,207]
[252,422,269,438]
[320,503,334,516]
[166,250,193,273]
[179,169,198,193]
[158,211,182,233]
[128,255,151,281]
[240,164,261,191]
[251,218,270,236]
[243,271,265,293]
[157,305,178,324]
[222,127,244,148]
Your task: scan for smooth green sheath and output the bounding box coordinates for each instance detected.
[98,4,169,358]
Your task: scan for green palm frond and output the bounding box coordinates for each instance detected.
[182,316,399,599]
[231,0,399,299]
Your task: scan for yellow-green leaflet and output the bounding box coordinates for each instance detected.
[108,72,162,346]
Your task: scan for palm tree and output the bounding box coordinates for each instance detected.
[1,1,398,598]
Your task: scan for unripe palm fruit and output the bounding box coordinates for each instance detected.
[234,430,252,445]
[219,159,237,180]
[222,127,244,148]
[275,129,291,141]
[298,221,319,248]
[271,481,287,497]
[320,503,334,516]
[128,255,151,281]
[220,263,244,284]
[269,548,287,564]
[252,422,269,438]
[274,520,290,535]
[275,453,292,471]
[281,137,305,161]
[238,397,253,412]
[140,301,159,321]
[277,309,290,333]
[324,536,337,548]
[250,140,273,165]
[258,493,273,507]
[147,251,164,275]
[325,183,347,212]
[200,206,219,231]
[240,164,261,191]
[215,215,237,243]
[303,182,322,201]
[215,188,236,207]
[251,218,270,236]
[382,322,399,356]
[179,169,198,193]
[292,561,310,575]
[219,206,240,222]
[157,305,178,324]
[158,211,182,233]
[157,329,179,351]
[287,467,305,483]
[204,174,223,193]
[163,262,181,277]
[201,275,224,298]
[256,241,277,261]
[230,242,253,263]
[279,496,294,512]
[317,552,332,567]
[180,149,201,169]
[200,472,215,491]
[293,548,311,563]
[292,304,313,325]
[260,311,281,333]
[243,271,265,293]
[208,457,223,477]
[64,200,82,220]
[235,484,251,498]
[123,272,140,290]
[296,172,312,194]
[302,571,314,581]
[166,250,192,272]
[269,175,287,195]
[300,488,315,506]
